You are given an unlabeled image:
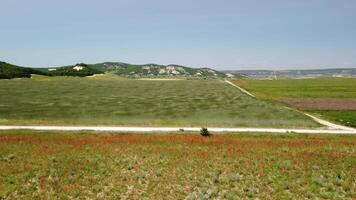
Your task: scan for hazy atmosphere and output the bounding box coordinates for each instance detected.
[1,0,356,70]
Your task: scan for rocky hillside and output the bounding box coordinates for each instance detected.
[88,62,229,78]
[1,61,233,79]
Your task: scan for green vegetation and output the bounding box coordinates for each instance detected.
[233,78,356,127]
[0,61,47,79]
[44,63,103,77]
[317,111,356,127]
[1,60,230,79]
[0,131,355,199]
[0,61,102,79]
[200,127,210,136]
[234,78,356,99]
[0,76,317,127]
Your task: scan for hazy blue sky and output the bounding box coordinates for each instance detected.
[1,0,356,70]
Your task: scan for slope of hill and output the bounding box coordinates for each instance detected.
[0,61,48,79]
[88,62,228,78]
[41,63,104,77]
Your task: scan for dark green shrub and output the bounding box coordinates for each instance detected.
[200,127,210,137]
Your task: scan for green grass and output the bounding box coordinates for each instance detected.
[233,77,356,127]
[234,77,356,99]
[0,76,317,128]
[317,111,356,127]
[0,131,355,199]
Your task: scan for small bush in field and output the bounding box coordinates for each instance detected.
[200,127,210,136]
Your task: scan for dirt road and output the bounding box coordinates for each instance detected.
[0,125,355,134]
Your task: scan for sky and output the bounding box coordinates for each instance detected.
[1,0,356,70]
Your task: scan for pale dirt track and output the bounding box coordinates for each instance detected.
[0,125,355,134]
[225,80,256,97]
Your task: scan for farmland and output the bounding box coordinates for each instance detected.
[0,131,355,199]
[0,75,318,128]
[233,78,356,127]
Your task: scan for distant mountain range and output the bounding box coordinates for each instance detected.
[86,62,228,78]
[0,61,230,79]
[224,68,356,78]
[1,60,356,79]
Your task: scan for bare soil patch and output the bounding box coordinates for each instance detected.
[277,98,356,110]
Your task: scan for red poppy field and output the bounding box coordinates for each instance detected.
[0,131,355,199]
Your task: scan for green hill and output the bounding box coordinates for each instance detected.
[0,61,47,79]
[42,63,104,77]
[2,61,233,79]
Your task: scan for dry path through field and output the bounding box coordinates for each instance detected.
[0,125,356,134]
[303,113,355,130]
[226,80,355,131]
[225,80,256,97]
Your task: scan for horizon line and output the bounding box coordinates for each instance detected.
[1,59,355,71]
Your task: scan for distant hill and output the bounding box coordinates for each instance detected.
[0,61,48,79]
[2,61,231,79]
[40,63,104,77]
[3,60,355,80]
[87,62,228,78]
[224,68,356,78]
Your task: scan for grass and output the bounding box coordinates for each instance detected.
[317,111,356,128]
[0,131,355,199]
[0,75,317,128]
[234,77,356,99]
[233,78,356,127]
